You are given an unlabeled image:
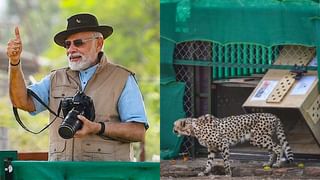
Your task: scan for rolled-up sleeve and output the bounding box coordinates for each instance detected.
[27,74,51,115]
[118,75,149,129]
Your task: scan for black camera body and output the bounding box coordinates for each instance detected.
[58,91,95,139]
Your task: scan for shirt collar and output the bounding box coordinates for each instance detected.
[79,64,98,77]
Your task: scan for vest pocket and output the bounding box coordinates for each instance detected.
[50,87,78,114]
[82,140,114,153]
[81,140,131,161]
[49,141,66,161]
[51,87,78,99]
[81,140,115,161]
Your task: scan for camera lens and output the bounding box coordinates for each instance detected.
[58,110,82,139]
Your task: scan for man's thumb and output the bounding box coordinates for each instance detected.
[15,27,21,40]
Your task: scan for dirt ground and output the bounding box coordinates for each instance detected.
[160,157,320,180]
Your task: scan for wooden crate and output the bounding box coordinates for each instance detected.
[243,46,320,154]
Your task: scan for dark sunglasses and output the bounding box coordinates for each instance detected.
[63,37,99,49]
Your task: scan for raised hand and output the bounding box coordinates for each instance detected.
[7,27,22,64]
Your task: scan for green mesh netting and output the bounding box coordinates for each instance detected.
[161,0,320,46]
[160,82,186,160]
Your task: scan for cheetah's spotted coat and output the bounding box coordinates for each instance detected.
[173,113,294,176]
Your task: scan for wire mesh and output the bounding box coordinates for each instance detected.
[174,41,212,158]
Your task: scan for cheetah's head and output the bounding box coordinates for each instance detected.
[173,118,196,137]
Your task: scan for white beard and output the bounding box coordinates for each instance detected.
[68,53,92,71]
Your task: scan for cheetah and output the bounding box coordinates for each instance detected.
[173,113,294,176]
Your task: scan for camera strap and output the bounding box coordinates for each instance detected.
[12,89,63,134]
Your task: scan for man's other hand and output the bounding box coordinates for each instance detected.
[74,115,100,138]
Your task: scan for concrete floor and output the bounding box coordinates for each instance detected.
[161,157,320,179]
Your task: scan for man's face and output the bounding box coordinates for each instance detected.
[65,31,103,71]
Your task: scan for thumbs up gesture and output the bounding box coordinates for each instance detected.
[7,27,22,64]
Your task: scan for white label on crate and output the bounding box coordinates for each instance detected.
[308,56,317,67]
[290,76,316,95]
[251,80,278,101]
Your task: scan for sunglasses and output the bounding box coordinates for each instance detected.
[63,37,99,49]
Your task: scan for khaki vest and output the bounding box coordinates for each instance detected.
[48,54,134,161]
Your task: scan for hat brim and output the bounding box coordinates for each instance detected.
[54,26,113,47]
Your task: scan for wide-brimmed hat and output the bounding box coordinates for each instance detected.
[54,13,113,47]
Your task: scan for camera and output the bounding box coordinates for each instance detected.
[58,91,95,139]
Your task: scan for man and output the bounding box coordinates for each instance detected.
[7,13,148,161]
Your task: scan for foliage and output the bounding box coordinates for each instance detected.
[0,96,49,151]
[2,0,159,161]
[6,0,60,55]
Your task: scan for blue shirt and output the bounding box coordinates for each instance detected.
[28,65,149,128]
